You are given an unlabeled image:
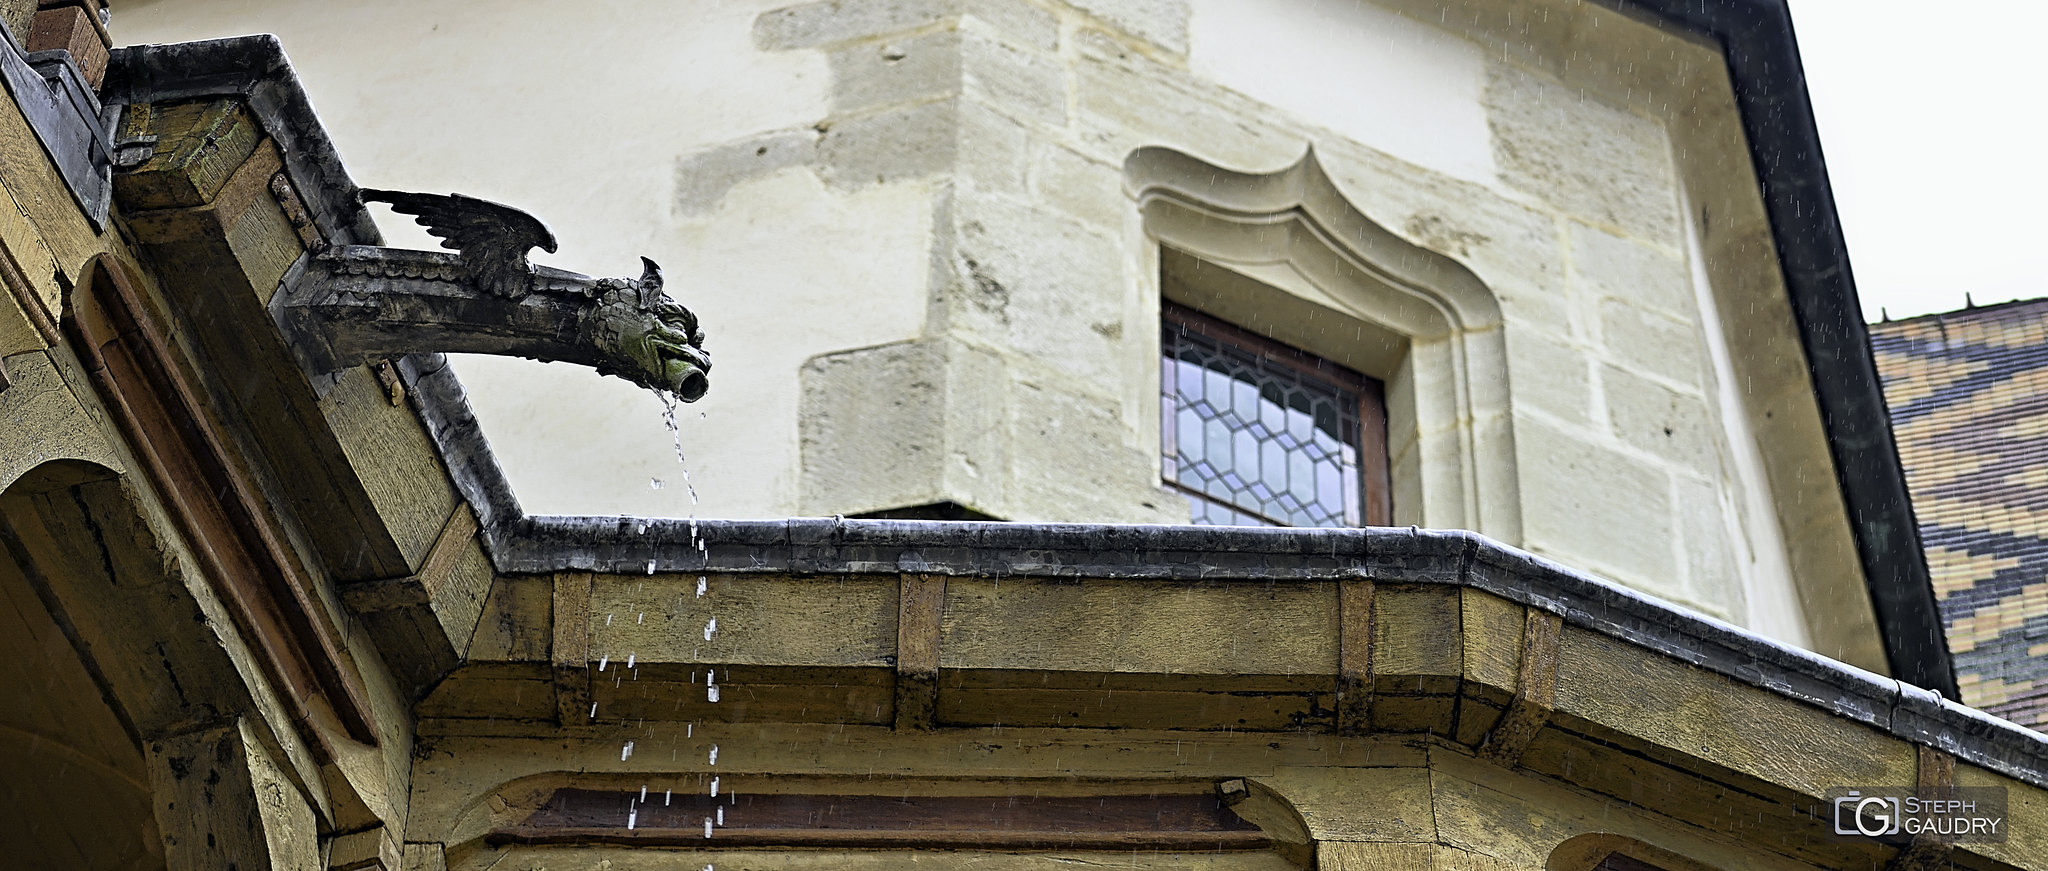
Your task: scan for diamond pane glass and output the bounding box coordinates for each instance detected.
[1161,316,1363,527]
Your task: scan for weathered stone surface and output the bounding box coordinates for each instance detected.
[590,573,896,667]
[673,130,819,216]
[949,190,1123,381]
[1569,220,1694,318]
[0,0,32,37]
[830,28,961,112]
[1552,624,1918,795]
[962,32,1065,128]
[1486,62,1680,244]
[149,720,320,871]
[1032,142,1123,231]
[754,0,959,51]
[1258,767,1435,843]
[1002,378,1178,522]
[1502,328,1590,426]
[1599,297,1704,388]
[0,352,122,490]
[1072,28,1301,171]
[1673,472,1739,619]
[0,172,64,319]
[1603,363,1717,474]
[1322,841,1517,871]
[957,99,1030,194]
[1067,0,1189,54]
[940,577,1335,674]
[818,98,958,188]
[800,339,947,514]
[325,365,461,573]
[1517,415,1675,585]
[965,0,1058,50]
[114,99,264,211]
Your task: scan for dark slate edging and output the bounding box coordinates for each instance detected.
[0,17,111,227]
[1608,0,1954,698]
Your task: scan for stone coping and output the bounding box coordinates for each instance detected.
[397,347,2048,793]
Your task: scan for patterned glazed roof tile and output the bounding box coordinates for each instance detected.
[1874,298,2048,731]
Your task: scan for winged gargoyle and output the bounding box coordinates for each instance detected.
[270,189,710,401]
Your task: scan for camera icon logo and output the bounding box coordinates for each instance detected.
[1834,790,1902,836]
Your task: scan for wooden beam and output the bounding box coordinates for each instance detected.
[895,573,945,731]
[1335,580,1374,736]
[490,787,1270,851]
[552,571,593,726]
[1478,609,1562,766]
[66,252,378,746]
[1886,744,1958,871]
[149,718,318,871]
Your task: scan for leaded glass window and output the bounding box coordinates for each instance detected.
[1161,303,1390,527]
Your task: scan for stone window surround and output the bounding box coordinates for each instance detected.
[1125,145,1515,539]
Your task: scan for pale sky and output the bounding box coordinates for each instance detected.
[1791,0,2048,322]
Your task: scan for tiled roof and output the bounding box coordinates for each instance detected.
[1872,299,2048,729]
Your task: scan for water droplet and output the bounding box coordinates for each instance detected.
[704,818,714,839]
[621,740,635,761]
[606,614,614,626]
[703,617,718,641]
[647,560,657,575]
[590,703,598,718]
[650,478,665,490]
[665,789,673,806]
[697,576,708,597]
[598,654,609,671]
[637,612,645,624]
[627,653,636,668]
[717,806,725,826]
[640,785,648,802]
[628,807,638,829]
[710,776,720,797]
[709,745,719,765]
[707,683,720,703]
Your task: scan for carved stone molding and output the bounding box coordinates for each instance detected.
[1125,146,1518,538]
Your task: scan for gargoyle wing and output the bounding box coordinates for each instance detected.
[360,189,560,298]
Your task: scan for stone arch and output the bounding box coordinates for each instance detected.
[1547,833,1724,871]
[0,459,319,870]
[1125,147,1517,535]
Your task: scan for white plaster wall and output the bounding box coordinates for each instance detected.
[1187,0,1495,185]
[117,0,933,519]
[111,0,1868,664]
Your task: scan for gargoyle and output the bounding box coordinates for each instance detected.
[270,190,710,401]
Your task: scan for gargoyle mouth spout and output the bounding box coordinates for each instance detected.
[663,344,711,402]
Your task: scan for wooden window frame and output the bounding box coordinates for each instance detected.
[1161,301,1392,527]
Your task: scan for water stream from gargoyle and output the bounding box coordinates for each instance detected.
[596,390,726,864]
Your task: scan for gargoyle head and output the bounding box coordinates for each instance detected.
[589,259,711,400]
